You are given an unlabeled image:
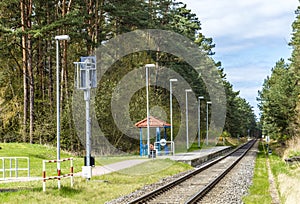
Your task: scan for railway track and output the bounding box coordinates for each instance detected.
[128,139,257,204]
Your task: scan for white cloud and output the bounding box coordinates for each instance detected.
[237,86,261,116]
[180,0,298,117]
[224,65,271,84]
[214,39,255,53]
[182,0,298,40]
[238,87,260,98]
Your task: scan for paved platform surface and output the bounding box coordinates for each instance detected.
[159,146,232,166]
[76,159,148,176]
[164,146,230,159]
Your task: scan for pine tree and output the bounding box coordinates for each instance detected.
[289,6,300,137]
[258,59,296,139]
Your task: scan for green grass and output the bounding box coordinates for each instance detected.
[287,150,300,158]
[243,142,272,204]
[243,140,298,204]
[96,155,144,166]
[267,143,297,203]
[0,143,193,203]
[0,143,84,177]
[187,141,204,152]
[269,154,289,177]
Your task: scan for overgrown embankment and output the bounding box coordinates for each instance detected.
[243,138,300,204]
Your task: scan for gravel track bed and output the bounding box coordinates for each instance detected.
[106,142,258,204]
[105,169,195,204]
[147,155,243,203]
[198,141,258,204]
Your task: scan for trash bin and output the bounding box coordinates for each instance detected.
[149,149,156,158]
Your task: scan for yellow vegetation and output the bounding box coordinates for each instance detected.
[283,136,300,159]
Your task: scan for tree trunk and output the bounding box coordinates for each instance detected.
[28,37,34,144]
[48,43,53,112]
[21,0,28,142]
[27,0,34,144]
[46,2,54,112]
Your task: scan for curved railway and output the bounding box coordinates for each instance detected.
[128,139,257,204]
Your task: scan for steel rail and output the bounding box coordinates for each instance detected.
[128,140,255,204]
[185,139,256,203]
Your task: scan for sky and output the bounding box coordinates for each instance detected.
[181,0,299,117]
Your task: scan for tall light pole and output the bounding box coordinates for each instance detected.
[185,89,192,150]
[170,78,177,154]
[55,34,70,188]
[206,101,212,145]
[198,96,204,147]
[145,64,155,157]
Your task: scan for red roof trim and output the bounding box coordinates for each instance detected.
[135,116,171,128]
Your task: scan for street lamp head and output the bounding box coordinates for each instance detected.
[55,35,70,41]
[198,96,204,99]
[185,89,192,92]
[145,64,155,68]
[207,101,212,104]
[170,78,178,82]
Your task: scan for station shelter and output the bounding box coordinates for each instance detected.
[135,116,171,156]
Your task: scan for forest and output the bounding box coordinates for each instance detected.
[1,0,259,153]
[258,5,300,143]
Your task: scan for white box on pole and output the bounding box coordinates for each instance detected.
[82,166,92,179]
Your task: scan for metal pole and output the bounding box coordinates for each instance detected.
[206,101,211,145]
[55,39,61,189]
[146,67,150,156]
[186,91,188,150]
[145,64,155,157]
[55,35,69,188]
[170,79,177,155]
[206,102,208,145]
[170,81,173,143]
[198,96,204,147]
[185,89,192,150]
[84,60,92,180]
[85,89,91,168]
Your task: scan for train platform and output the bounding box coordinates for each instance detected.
[88,146,233,176]
[74,146,233,176]
[166,146,232,167]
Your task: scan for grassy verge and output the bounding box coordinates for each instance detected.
[268,141,300,203]
[0,143,193,203]
[0,159,192,203]
[268,154,288,203]
[243,141,272,204]
[96,155,144,166]
[243,140,300,204]
[0,143,85,177]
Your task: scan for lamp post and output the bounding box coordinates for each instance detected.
[185,89,192,150]
[198,96,204,147]
[55,34,70,188]
[170,78,177,155]
[145,64,155,157]
[206,101,212,145]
